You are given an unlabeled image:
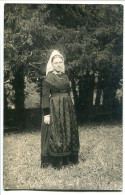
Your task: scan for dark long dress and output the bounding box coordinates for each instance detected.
[41,72,80,169]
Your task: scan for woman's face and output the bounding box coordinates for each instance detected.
[52,56,64,73]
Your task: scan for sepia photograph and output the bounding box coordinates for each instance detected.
[2,1,123,191]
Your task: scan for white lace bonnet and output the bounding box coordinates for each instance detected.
[46,50,65,75]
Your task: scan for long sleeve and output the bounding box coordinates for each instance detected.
[42,81,50,115]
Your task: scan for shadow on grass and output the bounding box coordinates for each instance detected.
[4,119,122,135]
[4,126,41,134]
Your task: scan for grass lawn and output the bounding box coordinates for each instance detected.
[3,123,122,191]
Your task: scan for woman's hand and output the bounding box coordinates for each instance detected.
[44,115,50,125]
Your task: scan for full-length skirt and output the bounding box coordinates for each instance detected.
[41,93,79,168]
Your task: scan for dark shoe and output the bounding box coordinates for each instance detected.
[62,155,69,166]
[51,156,62,169]
[41,163,50,168]
[69,154,79,165]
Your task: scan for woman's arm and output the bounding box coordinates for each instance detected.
[42,81,50,114]
[42,81,51,124]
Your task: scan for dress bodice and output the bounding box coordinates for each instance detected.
[44,72,70,93]
[42,72,71,115]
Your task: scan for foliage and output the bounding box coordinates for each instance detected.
[24,77,40,109]
[4,4,123,121]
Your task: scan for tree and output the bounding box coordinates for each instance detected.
[4,4,123,125]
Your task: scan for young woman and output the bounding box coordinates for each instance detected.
[41,50,80,169]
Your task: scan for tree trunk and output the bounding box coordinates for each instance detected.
[95,74,102,107]
[78,77,85,115]
[87,74,95,107]
[71,78,79,119]
[4,87,9,126]
[39,78,44,109]
[4,87,8,114]
[103,71,113,120]
[13,66,25,127]
[78,73,95,122]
